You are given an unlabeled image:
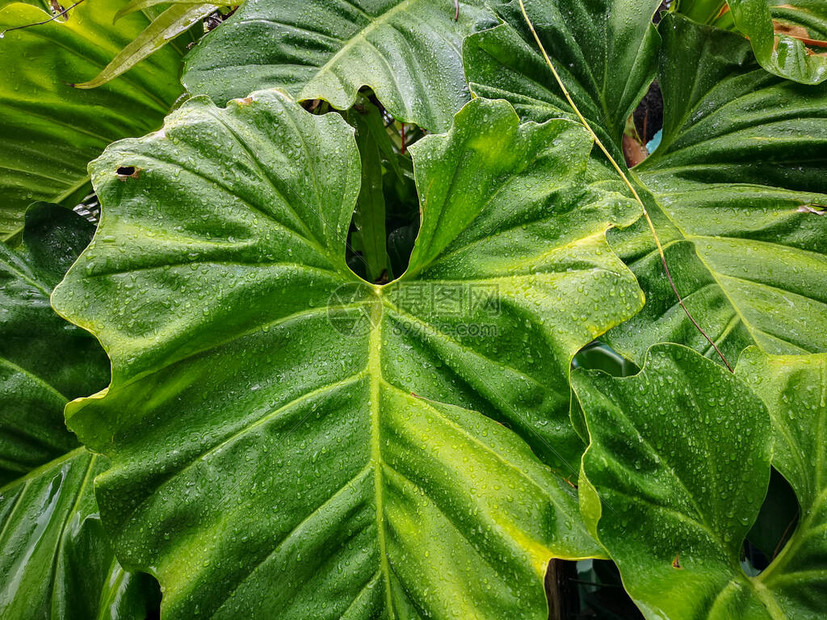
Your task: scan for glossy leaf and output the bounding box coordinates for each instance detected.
[52,92,644,618]
[465,5,827,365]
[728,0,827,85]
[572,344,780,619]
[0,0,188,238]
[182,0,496,132]
[0,204,108,486]
[0,205,154,619]
[607,15,827,364]
[737,349,827,617]
[464,0,663,157]
[0,449,156,620]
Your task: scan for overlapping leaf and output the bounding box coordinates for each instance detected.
[465,4,827,365]
[0,450,156,620]
[0,204,154,619]
[573,344,827,618]
[182,0,496,132]
[0,0,189,238]
[0,204,108,485]
[52,91,644,618]
[608,15,827,364]
[572,344,772,618]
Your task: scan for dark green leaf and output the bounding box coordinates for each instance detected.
[464,0,663,156]
[0,449,157,620]
[182,0,497,132]
[574,344,827,618]
[572,344,777,618]
[465,6,827,366]
[0,204,107,485]
[0,205,155,619]
[737,349,827,617]
[351,105,390,283]
[607,15,827,364]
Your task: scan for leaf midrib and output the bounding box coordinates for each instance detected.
[368,295,395,617]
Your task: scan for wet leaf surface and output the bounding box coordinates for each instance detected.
[53,92,646,618]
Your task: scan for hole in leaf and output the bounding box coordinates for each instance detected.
[116,166,140,180]
[633,81,663,146]
[568,559,644,618]
[624,81,664,167]
[745,467,799,573]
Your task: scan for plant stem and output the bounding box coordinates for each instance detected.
[353,104,391,283]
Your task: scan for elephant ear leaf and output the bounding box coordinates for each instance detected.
[182,0,497,132]
[52,92,644,618]
[574,343,827,619]
[0,204,107,485]
[465,5,827,365]
[727,0,827,85]
[0,0,189,239]
[572,344,779,619]
[0,204,155,620]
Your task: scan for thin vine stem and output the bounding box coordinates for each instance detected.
[0,0,85,38]
[517,0,732,372]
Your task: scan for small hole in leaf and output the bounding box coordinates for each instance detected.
[116,166,140,180]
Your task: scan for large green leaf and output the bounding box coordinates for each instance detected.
[728,0,827,85]
[571,344,780,619]
[573,344,827,618]
[52,91,643,618]
[0,0,189,238]
[0,449,156,619]
[464,0,663,158]
[0,203,108,486]
[182,0,496,132]
[0,204,155,619]
[737,349,827,617]
[465,5,827,366]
